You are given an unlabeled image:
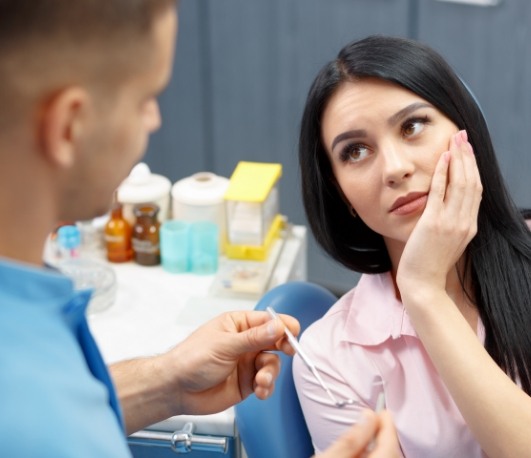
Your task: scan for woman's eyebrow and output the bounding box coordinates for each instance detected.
[330,102,432,152]
[387,102,432,127]
[331,129,367,151]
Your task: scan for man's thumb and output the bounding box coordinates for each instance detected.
[231,318,285,354]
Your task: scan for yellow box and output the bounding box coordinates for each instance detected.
[224,214,284,261]
[224,162,282,260]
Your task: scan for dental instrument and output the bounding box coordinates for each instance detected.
[266,306,357,408]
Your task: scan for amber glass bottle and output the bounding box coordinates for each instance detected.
[104,202,133,262]
[132,203,161,266]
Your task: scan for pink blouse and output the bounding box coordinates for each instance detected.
[292,272,487,457]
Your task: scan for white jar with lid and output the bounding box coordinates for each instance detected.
[171,172,229,252]
[117,162,172,225]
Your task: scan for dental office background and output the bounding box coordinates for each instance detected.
[143,0,531,296]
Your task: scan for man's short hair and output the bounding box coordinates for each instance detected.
[0,0,176,127]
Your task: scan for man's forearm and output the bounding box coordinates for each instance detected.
[110,355,179,435]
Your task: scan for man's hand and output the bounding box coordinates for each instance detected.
[113,310,299,433]
[158,310,299,415]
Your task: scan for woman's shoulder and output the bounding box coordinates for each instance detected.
[298,286,354,346]
[300,272,401,348]
[304,283,358,331]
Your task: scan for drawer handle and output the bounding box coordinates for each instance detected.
[435,0,502,6]
[129,422,229,454]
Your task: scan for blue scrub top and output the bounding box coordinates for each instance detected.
[0,258,131,457]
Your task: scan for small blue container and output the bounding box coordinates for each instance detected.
[190,221,219,275]
[160,220,190,273]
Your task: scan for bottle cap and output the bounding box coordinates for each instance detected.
[133,202,160,218]
[117,162,171,204]
[57,225,81,250]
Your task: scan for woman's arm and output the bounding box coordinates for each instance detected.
[400,289,531,458]
[397,131,531,457]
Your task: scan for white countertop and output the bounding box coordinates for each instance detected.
[88,226,306,435]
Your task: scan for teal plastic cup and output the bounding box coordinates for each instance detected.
[160,220,190,273]
[190,221,219,275]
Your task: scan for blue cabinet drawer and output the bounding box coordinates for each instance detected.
[128,423,240,458]
[128,436,239,458]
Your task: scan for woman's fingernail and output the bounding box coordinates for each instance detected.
[454,131,463,147]
[460,130,468,143]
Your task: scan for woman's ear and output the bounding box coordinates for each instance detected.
[38,86,90,168]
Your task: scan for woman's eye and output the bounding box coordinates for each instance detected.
[402,116,429,138]
[340,144,370,163]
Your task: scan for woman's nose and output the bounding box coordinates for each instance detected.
[380,143,414,186]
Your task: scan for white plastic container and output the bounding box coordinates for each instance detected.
[171,172,229,252]
[117,163,172,225]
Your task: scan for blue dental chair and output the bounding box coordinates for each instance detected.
[235,281,337,458]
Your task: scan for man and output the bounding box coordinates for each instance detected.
[0,0,398,456]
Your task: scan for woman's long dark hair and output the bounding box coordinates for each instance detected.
[299,35,531,393]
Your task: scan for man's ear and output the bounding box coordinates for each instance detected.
[38,86,91,168]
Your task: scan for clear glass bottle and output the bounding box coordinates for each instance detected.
[104,202,133,263]
[132,203,161,266]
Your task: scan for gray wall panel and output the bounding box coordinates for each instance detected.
[143,0,530,294]
[417,0,531,208]
[144,0,209,182]
[203,0,411,293]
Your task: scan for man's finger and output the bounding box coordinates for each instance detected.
[227,311,300,355]
[315,410,378,458]
[370,411,401,458]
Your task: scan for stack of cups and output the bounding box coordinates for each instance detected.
[159,171,229,275]
[160,220,219,275]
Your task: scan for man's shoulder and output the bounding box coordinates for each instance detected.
[0,336,131,457]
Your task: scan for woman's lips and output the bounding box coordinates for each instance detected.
[390,193,428,216]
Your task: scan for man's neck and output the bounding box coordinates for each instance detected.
[0,145,57,266]
[0,195,55,266]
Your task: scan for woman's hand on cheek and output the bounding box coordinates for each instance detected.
[397,130,483,296]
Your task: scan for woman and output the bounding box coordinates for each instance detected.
[294,35,531,457]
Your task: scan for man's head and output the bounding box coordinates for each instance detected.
[0,0,177,221]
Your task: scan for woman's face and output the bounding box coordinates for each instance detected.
[321,78,459,248]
